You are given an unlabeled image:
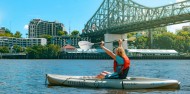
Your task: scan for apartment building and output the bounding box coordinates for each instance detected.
[0,37,47,48]
[29,19,65,38]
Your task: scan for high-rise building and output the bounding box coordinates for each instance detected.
[28,19,65,38]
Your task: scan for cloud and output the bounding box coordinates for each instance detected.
[24,25,28,30]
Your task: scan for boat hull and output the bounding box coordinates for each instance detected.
[46,74,180,90]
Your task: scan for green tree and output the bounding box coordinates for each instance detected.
[5,28,12,34]
[46,44,60,58]
[127,32,137,38]
[177,30,190,38]
[12,45,23,53]
[135,36,148,49]
[58,31,64,36]
[71,30,79,36]
[160,35,173,49]
[26,44,60,59]
[0,28,13,37]
[26,45,45,59]
[39,34,52,45]
[14,31,22,38]
[0,46,9,53]
[174,30,190,53]
[174,36,186,52]
[26,46,37,59]
[153,32,174,49]
[154,27,167,35]
[58,31,68,36]
[64,31,68,35]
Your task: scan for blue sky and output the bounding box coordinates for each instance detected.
[0,0,187,38]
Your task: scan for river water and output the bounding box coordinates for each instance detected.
[0,59,189,94]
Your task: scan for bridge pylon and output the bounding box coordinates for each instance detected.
[104,34,128,51]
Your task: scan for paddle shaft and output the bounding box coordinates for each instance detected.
[94,39,127,45]
[78,39,127,48]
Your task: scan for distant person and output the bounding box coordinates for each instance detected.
[96,39,130,79]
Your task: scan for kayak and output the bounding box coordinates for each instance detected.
[46,74,180,90]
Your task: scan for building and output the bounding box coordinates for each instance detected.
[28,19,65,38]
[62,44,76,53]
[126,49,178,57]
[0,37,47,48]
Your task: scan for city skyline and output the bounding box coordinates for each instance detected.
[0,0,188,38]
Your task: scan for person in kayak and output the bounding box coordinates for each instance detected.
[97,39,130,79]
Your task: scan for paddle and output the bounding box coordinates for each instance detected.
[78,39,127,50]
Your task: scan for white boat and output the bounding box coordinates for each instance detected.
[46,74,180,90]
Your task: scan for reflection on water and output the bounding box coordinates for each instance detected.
[0,59,189,94]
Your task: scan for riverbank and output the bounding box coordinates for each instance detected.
[1,53,190,59]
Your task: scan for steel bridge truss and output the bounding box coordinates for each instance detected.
[82,0,190,36]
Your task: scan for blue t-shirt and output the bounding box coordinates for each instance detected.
[116,55,124,65]
[115,55,124,73]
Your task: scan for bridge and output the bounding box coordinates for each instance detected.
[81,0,190,50]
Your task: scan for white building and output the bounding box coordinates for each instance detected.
[0,37,47,48]
[126,49,178,56]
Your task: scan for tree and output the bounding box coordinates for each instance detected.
[58,31,68,36]
[26,44,60,59]
[159,35,173,49]
[0,28,13,37]
[12,45,23,53]
[46,44,60,58]
[26,45,46,59]
[63,31,68,35]
[14,31,22,38]
[0,46,9,53]
[127,32,137,38]
[5,28,12,34]
[153,32,174,49]
[39,34,52,45]
[174,30,190,53]
[135,36,148,49]
[58,31,64,36]
[71,30,79,36]
[154,27,167,35]
[177,30,190,38]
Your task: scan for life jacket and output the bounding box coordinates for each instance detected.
[113,55,130,73]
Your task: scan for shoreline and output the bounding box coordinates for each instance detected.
[1,55,190,60]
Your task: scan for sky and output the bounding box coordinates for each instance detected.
[0,0,188,38]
